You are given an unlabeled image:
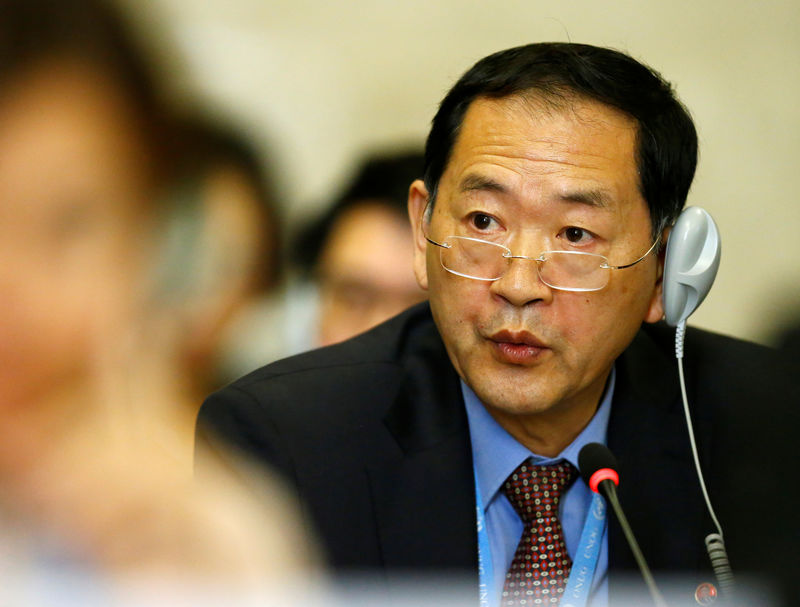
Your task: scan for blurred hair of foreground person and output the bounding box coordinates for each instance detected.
[0,0,317,596]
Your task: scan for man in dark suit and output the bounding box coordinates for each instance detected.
[198,43,789,606]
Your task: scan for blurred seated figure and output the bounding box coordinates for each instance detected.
[300,150,427,346]
[222,150,426,371]
[0,0,314,596]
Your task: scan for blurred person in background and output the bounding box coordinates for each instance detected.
[0,0,314,595]
[223,150,426,372]
[158,114,285,449]
[301,150,427,346]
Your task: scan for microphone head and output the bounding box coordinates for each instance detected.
[578,442,620,493]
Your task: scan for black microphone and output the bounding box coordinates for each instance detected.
[579,443,668,607]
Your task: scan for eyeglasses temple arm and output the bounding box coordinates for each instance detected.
[606,236,661,270]
[424,234,451,249]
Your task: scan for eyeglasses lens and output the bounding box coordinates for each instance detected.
[441,237,609,290]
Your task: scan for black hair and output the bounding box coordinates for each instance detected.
[294,149,424,271]
[423,42,698,236]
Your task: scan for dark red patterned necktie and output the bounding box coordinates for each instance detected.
[501,461,578,606]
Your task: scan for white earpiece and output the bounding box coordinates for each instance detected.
[662,206,721,327]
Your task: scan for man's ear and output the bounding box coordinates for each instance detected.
[408,179,430,291]
[644,228,669,324]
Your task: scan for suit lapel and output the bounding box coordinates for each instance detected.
[367,317,478,573]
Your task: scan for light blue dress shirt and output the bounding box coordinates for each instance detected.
[462,368,614,607]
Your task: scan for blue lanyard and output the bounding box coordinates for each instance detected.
[475,466,493,607]
[560,492,606,607]
[474,467,606,607]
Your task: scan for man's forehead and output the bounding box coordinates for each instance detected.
[440,96,641,202]
[454,93,638,152]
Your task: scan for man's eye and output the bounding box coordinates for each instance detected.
[562,227,592,243]
[471,213,494,230]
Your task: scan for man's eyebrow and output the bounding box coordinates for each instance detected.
[458,175,613,209]
[559,189,612,209]
[458,174,508,195]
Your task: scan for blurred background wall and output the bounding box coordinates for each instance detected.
[125,0,799,344]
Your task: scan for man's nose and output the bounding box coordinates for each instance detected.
[488,255,553,307]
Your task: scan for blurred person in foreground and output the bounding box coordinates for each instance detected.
[199,42,796,606]
[0,0,314,595]
[224,150,426,371]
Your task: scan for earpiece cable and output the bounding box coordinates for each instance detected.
[675,321,735,595]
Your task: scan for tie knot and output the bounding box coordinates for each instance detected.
[502,461,577,523]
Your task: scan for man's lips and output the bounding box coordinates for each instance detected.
[490,330,548,348]
[487,330,549,364]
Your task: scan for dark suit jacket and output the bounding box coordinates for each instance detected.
[198,302,787,602]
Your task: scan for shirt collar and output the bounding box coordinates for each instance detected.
[463,368,615,510]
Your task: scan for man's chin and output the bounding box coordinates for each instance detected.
[469,377,563,418]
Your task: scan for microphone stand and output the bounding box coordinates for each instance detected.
[600,480,669,607]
